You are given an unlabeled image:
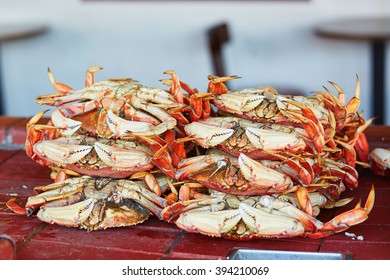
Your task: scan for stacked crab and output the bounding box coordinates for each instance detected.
[7,67,376,239]
[7,67,186,230]
[161,75,375,239]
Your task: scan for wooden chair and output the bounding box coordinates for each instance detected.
[207,22,305,95]
[208,22,229,77]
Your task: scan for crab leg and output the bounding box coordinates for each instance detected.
[136,135,176,179]
[175,154,229,181]
[283,107,325,152]
[207,75,239,95]
[6,198,28,215]
[322,159,358,189]
[334,76,360,117]
[322,85,347,128]
[25,110,60,166]
[309,186,375,238]
[129,96,177,130]
[163,70,184,104]
[47,67,73,97]
[23,178,86,213]
[123,104,160,125]
[85,66,103,87]
[260,154,314,185]
[295,187,313,216]
[117,180,170,210]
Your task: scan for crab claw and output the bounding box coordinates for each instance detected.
[35,140,93,165]
[38,198,95,227]
[345,76,361,116]
[184,122,235,148]
[51,108,82,136]
[238,154,294,193]
[163,70,184,104]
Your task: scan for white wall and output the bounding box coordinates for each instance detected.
[1,0,389,124]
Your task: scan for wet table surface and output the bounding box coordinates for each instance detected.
[0,116,389,260]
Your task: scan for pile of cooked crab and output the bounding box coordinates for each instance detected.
[7,66,389,240]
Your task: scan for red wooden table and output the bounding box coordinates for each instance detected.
[0,116,389,260]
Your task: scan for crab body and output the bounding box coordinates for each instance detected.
[161,187,374,240]
[7,176,172,230]
[176,153,296,196]
[184,117,311,158]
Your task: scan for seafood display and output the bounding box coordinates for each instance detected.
[7,66,383,240]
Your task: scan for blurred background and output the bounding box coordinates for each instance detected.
[0,0,389,124]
